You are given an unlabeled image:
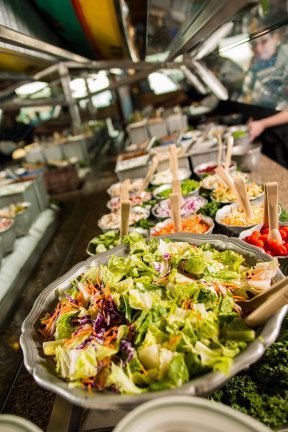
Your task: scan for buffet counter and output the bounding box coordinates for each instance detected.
[250,154,288,208]
[0,151,287,432]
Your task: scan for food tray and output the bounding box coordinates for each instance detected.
[0,220,16,255]
[115,156,150,182]
[156,155,191,173]
[20,234,286,410]
[127,120,149,145]
[188,147,226,169]
[0,203,32,237]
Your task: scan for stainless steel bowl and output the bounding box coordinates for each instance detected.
[20,234,286,410]
[232,143,262,172]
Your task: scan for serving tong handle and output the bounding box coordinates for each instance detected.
[120,179,130,202]
[263,184,269,226]
[245,277,288,327]
[215,131,223,167]
[169,193,182,232]
[238,276,288,315]
[146,136,157,152]
[266,182,282,244]
[172,178,183,203]
[120,200,131,239]
[215,166,234,190]
[234,177,252,219]
[224,134,234,171]
[169,144,179,180]
[138,156,158,194]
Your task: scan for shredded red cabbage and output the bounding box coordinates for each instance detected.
[64,293,77,305]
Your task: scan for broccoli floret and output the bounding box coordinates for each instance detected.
[210,317,288,429]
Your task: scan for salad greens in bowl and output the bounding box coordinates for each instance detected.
[87,230,147,255]
[153,179,200,200]
[20,234,286,409]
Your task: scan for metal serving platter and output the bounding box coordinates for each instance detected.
[20,234,287,410]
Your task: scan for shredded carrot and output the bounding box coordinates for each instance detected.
[76,290,84,306]
[103,326,118,338]
[232,295,247,300]
[65,327,93,345]
[153,215,209,236]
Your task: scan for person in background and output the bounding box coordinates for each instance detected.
[0,109,34,144]
[242,32,281,108]
[249,111,288,141]
[0,108,35,163]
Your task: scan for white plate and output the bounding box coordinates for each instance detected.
[0,415,42,432]
[114,396,271,432]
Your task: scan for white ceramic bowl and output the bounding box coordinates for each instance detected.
[152,183,200,201]
[194,160,236,179]
[98,206,150,232]
[240,222,288,275]
[215,203,262,235]
[150,214,214,236]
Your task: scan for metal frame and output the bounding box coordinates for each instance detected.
[167,0,259,60]
[58,62,82,131]
[0,25,90,63]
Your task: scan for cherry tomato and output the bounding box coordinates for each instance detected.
[248,237,264,248]
[259,234,268,243]
[275,245,288,256]
[254,239,264,248]
[267,239,282,253]
[244,235,252,244]
[261,227,269,235]
[282,226,288,234]
[279,229,288,240]
[251,230,261,239]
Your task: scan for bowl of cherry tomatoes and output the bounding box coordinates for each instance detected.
[239,223,288,274]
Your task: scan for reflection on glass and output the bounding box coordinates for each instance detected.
[146,0,207,58]
[201,0,288,109]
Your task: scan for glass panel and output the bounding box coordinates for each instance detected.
[201,0,288,109]
[146,0,209,59]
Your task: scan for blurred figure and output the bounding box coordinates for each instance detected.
[249,111,288,141]
[0,109,34,163]
[242,32,281,107]
[0,109,34,143]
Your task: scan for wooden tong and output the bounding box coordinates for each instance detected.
[266,182,282,244]
[137,156,158,194]
[215,131,223,167]
[215,166,234,191]
[169,144,179,179]
[120,179,130,202]
[224,134,234,171]
[234,177,253,219]
[169,193,182,232]
[120,200,131,239]
[244,276,288,327]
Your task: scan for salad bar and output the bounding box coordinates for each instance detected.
[3,123,288,430]
[8,121,287,432]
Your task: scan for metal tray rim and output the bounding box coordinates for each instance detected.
[20,234,287,409]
